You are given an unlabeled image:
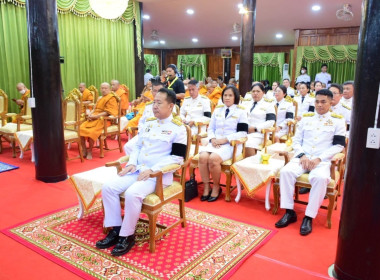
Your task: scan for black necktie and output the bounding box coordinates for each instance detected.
[225,108,230,118]
[250,102,258,112]
[301,96,305,103]
[276,103,279,108]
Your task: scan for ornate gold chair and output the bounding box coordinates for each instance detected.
[103,125,192,252]
[88,85,99,103]
[63,95,84,162]
[0,89,8,127]
[272,151,346,228]
[0,93,32,157]
[98,93,123,158]
[189,136,248,202]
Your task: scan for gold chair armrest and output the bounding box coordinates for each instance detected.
[230,137,248,146]
[195,120,210,126]
[87,103,95,107]
[160,164,181,174]
[6,113,17,117]
[118,155,130,163]
[64,121,77,126]
[21,115,32,120]
[261,127,276,134]
[331,153,345,163]
[287,120,297,126]
[104,115,118,120]
[198,132,208,138]
[279,151,290,164]
[105,161,122,173]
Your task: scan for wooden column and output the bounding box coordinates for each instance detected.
[161,50,167,72]
[333,0,380,279]
[134,2,144,98]
[26,0,67,182]
[239,0,257,97]
[291,30,300,87]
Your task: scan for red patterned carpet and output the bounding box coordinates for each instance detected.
[2,199,274,279]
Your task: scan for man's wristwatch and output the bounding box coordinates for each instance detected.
[296,153,305,158]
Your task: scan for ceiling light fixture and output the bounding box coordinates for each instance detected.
[275,33,283,39]
[231,36,238,41]
[192,38,198,43]
[159,40,165,44]
[186,9,194,15]
[89,0,129,20]
[142,14,150,20]
[312,5,321,11]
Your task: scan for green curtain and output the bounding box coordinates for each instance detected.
[295,45,357,84]
[177,54,207,81]
[0,1,139,113]
[144,54,159,76]
[252,52,285,83]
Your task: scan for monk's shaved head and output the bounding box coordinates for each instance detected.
[111,80,120,91]
[78,83,86,93]
[16,83,27,91]
[100,82,111,96]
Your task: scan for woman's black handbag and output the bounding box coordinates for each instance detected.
[185,178,198,202]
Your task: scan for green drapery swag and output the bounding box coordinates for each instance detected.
[177,54,207,81]
[144,54,159,77]
[0,0,140,113]
[252,52,285,84]
[295,45,357,84]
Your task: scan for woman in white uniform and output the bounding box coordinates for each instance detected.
[199,86,248,202]
[273,85,295,142]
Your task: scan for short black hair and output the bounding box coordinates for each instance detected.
[321,63,328,68]
[217,76,223,81]
[251,82,265,92]
[299,81,310,89]
[329,83,343,94]
[158,87,176,104]
[277,84,287,95]
[273,81,280,86]
[314,81,323,87]
[222,85,240,105]
[146,69,151,73]
[283,78,290,82]
[167,64,177,73]
[316,89,333,99]
[188,80,198,86]
[152,81,164,87]
[301,66,307,71]
[343,80,354,86]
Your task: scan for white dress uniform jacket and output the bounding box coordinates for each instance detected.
[274,98,295,138]
[246,98,276,148]
[340,97,353,109]
[102,114,187,237]
[279,111,346,218]
[286,87,295,98]
[293,93,315,117]
[180,95,211,135]
[265,90,275,100]
[240,93,253,110]
[200,104,248,161]
[296,74,311,84]
[331,102,351,127]
[315,72,332,87]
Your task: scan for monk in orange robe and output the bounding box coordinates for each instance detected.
[207,80,223,106]
[111,80,129,115]
[217,76,226,90]
[198,81,208,95]
[80,82,118,159]
[78,83,94,114]
[14,83,30,109]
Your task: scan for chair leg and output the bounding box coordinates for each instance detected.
[118,134,123,153]
[77,141,84,162]
[104,138,109,150]
[11,139,16,158]
[147,213,159,253]
[100,136,105,158]
[189,165,195,180]
[326,191,336,229]
[272,183,280,215]
[179,198,187,228]
[224,170,232,202]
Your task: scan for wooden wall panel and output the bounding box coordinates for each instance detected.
[297,26,359,46]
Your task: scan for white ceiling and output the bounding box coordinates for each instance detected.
[140,0,362,49]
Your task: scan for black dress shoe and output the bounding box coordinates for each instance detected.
[111,235,136,256]
[200,191,212,201]
[300,217,313,236]
[208,188,222,202]
[275,211,297,228]
[96,229,120,249]
[299,187,310,194]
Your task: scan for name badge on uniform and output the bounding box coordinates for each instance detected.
[161,130,172,135]
[260,108,266,111]
[231,116,238,119]
[280,108,286,110]
[324,119,333,126]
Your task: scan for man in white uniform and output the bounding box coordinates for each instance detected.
[341,81,354,108]
[330,83,351,129]
[275,89,346,235]
[180,80,211,136]
[96,88,187,256]
[123,82,164,155]
[296,66,311,84]
[315,64,332,88]
[143,69,153,85]
[282,78,295,98]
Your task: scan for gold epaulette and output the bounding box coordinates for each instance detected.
[303,112,315,117]
[264,97,274,103]
[146,101,153,105]
[285,95,293,102]
[216,104,224,108]
[331,113,343,119]
[184,96,191,99]
[171,118,183,126]
[146,117,157,122]
[294,93,300,97]
[342,103,351,110]
[237,105,245,110]
[309,92,316,98]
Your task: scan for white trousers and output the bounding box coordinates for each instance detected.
[246,132,264,149]
[279,158,331,218]
[102,172,157,236]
